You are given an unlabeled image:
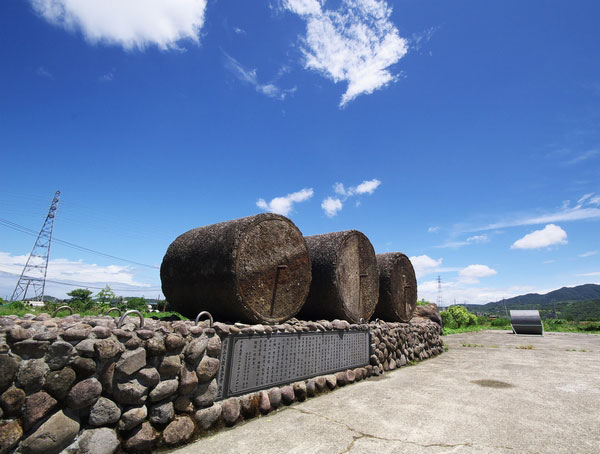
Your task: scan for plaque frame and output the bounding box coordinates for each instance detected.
[216,329,370,400]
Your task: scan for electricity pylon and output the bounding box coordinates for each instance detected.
[11,190,60,302]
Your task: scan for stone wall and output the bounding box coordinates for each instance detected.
[0,314,442,454]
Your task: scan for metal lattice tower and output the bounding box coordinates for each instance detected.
[436,275,443,307]
[11,190,61,302]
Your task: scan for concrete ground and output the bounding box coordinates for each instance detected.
[171,330,600,454]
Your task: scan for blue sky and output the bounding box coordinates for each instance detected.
[1,0,599,304]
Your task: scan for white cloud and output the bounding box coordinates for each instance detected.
[409,255,442,279]
[576,193,594,207]
[436,240,469,248]
[321,197,343,217]
[417,279,535,305]
[467,234,488,243]
[511,224,568,250]
[579,250,598,258]
[436,234,490,249]
[333,179,381,197]
[256,188,314,216]
[323,178,380,217]
[458,264,497,284]
[334,182,347,196]
[223,52,296,100]
[505,207,599,227]
[577,271,600,277]
[427,226,440,233]
[99,71,114,82]
[566,149,599,165]
[233,26,246,35]
[0,251,156,299]
[36,66,52,78]
[284,0,408,106]
[0,252,149,287]
[30,0,207,50]
[354,178,381,194]
[545,148,600,166]
[410,26,437,52]
[469,194,600,232]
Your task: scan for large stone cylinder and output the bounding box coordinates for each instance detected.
[373,252,417,322]
[297,230,379,323]
[160,213,312,324]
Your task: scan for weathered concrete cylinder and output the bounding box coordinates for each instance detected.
[373,252,417,322]
[160,213,312,324]
[298,230,379,323]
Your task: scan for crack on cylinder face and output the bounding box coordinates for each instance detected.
[161,214,311,324]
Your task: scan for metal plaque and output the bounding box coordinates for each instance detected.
[510,310,544,336]
[216,330,370,400]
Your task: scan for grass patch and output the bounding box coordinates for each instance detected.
[0,302,187,320]
[440,304,600,335]
[443,324,507,335]
[146,311,188,320]
[443,319,600,335]
[543,320,600,334]
[516,345,534,350]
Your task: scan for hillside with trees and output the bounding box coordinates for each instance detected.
[465,284,600,320]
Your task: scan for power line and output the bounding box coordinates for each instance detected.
[1,191,171,242]
[0,269,161,292]
[0,264,162,291]
[0,217,159,269]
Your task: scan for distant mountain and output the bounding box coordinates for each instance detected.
[498,284,600,306]
[465,284,600,320]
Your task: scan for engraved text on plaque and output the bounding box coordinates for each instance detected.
[216,330,370,400]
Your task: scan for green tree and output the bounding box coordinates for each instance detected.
[67,288,94,311]
[96,285,116,304]
[441,310,456,328]
[448,305,478,328]
[126,297,148,312]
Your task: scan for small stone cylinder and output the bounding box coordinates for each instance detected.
[160,213,312,324]
[298,230,379,323]
[373,253,417,322]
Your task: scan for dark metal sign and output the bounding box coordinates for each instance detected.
[216,330,370,400]
[510,310,544,336]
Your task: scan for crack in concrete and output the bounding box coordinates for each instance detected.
[288,406,514,452]
[339,434,361,454]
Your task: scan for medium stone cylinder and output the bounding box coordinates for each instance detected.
[297,230,379,323]
[160,213,312,324]
[373,252,417,322]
